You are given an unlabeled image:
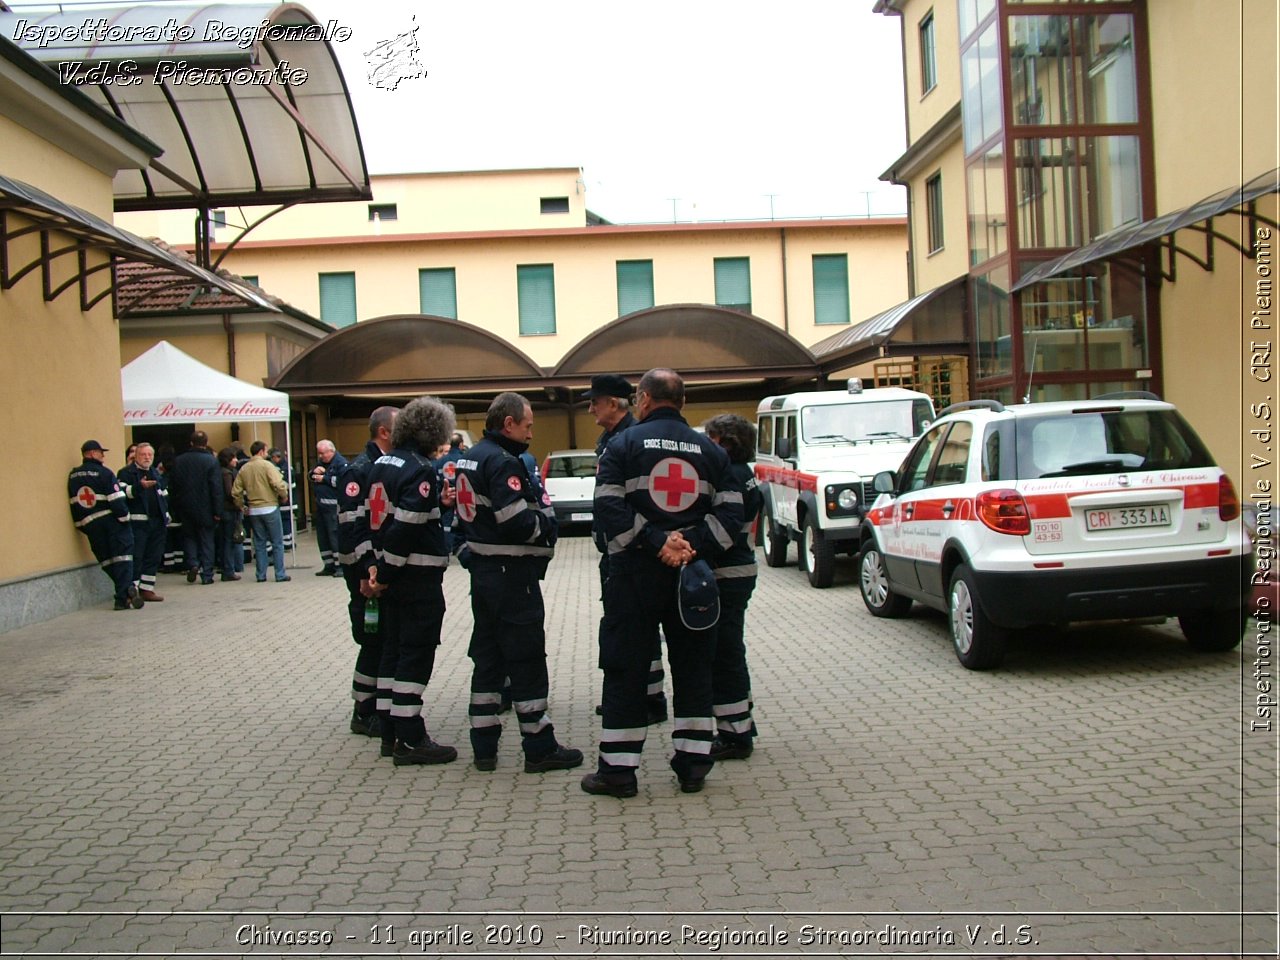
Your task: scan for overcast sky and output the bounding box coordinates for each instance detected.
[301,0,910,224]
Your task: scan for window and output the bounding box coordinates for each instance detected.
[616,260,654,316]
[919,10,937,94]
[419,268,457,319]
[240,275,259,287]
[900,424,949,493]
[318,272,357,328]
[925,172,944,253]
[757,416,775,456]
[368,203,398,221]
[931,422,973,486]
[812,254,850,325]
[517,264,556,335]
[714,257,751,313]
[208,209,226,229]
[540,196,570,215]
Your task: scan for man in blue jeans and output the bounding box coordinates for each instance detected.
[231,441,291,582]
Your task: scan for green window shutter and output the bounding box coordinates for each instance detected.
[318,272,356,327]
[419,267,458,319]
[812,254,850,325]
[714,257,751,312]
[517,264,556,335]
[616,260,654,316]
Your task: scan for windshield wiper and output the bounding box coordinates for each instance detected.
[810,433,855,442]
[1039,458,1128,477]
[864,431,908,440]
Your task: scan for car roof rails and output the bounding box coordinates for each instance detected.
[1091,390,1163,401]
[936,399,1005,417]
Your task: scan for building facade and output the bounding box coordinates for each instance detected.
[876,0,1278,490]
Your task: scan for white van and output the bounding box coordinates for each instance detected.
[755,380,934,587]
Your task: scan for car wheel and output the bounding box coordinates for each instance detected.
[948,564,1006,670]
[859,541,911,617]
[760,503,788,568]
[800,515,835,588]
[1179,608,1245,652]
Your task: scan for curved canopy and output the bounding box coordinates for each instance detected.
[552,304,817,382]
[271,315,547,395]
[3,3,370,211]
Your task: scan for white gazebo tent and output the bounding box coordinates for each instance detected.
[121,340,295,563]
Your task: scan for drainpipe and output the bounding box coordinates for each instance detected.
[223,312,238,442]
[779,227,790,335]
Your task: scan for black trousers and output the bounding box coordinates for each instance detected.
[85,520,134,603]
[130,517,166,591]
[597,562,714,782]
[467,558,556,760]
[181,518,215,581]
[344,566,383,718]
[712,578,757,742]
[598,553,666,709]
[315,505,339,568]
[376,577,445,747]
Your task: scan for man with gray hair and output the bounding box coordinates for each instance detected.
[365,396,458,765]
[452,392,582,774]
[310,439,347,576]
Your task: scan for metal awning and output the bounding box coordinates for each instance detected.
[810,275,968,370]
[1013,167,1280,292]
[550,304,818,384]
[2,3,371,211]
[0,172,277,312]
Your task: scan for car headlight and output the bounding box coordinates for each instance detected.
[824,484,860,516]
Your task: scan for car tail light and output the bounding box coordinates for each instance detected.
[1219,475,1241,521]
[976,489,1031,535]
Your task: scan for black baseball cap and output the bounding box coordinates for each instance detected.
[81,440,108,454]
[582,373,633,400]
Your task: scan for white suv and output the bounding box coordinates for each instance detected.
[857,394,1251,669]
[755,381,935,587]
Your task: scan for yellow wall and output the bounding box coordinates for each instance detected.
[896,0,963,143]
[118,168,589,243]
[213,220,908,366]
[908,136,969,292]
[0,115,118,219]
[0,164,124,582]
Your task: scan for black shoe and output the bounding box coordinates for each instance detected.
[709,737,754,761]
[594,704,603,716]
[113,598,130,611]
[473,756,497,772]
[127,585,144,610]
[380,739,395,758]
[392,739,458,766]
[350,710,379,737]
[315,567,335,577]
[678,776,706,794]
[524,745,584,773]
[186,569,197,583]
[647,700,669,725]
[276,575,291,582]
[579,772,638,798]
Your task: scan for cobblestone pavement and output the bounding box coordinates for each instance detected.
[0,532,1272,958]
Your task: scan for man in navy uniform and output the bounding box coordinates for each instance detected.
[117,442,170,602]
[453,392,582,774]
[431,431,467,555]
[337,406,397,737]
[584,368,743,797]
[68,440,141,611]
[366,397,457,765]
[310,439,347,576]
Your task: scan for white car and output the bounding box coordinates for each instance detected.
[540,449,598,527]
[857,394,1251,669]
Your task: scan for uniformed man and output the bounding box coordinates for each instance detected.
[585,373,668,725]
[453,392,582,774]
[366,397,457,765]
[336,406,398,737]
[584,368,743,797]
[702,414,764,760]
[117,442,170,602]
[68,440,141,611]
[431,431,467,554]
[310,439,347,576]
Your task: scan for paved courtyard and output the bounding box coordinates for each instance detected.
[0,531,1272,957]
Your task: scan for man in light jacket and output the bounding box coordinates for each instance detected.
[232,441,291,583]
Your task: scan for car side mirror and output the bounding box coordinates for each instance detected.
[873,470,897,495]
[776,437,794,460]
